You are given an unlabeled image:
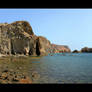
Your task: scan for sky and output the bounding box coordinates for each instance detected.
[0,9,92,51]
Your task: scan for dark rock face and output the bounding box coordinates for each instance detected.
[72,50,79,53]
[50,44,71,53]
[81,47,92,53]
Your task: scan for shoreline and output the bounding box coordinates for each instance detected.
[0,52,92,58]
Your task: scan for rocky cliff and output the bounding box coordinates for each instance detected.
[0,21,38,56]
[50,44,71,53]
[36,36,51,56]
[0,21,52,56]
[0,21,71,56]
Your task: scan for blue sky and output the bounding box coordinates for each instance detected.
[0,9,92,51]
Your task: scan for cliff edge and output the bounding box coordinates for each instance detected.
[0,21,71,56]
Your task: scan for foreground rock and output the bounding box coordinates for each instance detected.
[0,69,32,84]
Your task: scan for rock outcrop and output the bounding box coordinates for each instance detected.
[81,47,92,53]
[36,36,51,56]
[0,21,53,56]
[0,21,71,56]
[50,44,71,53]
[0,21,38,56]
[72,50,80,53]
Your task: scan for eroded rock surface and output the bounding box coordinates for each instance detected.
[36,36,52,56]
[0,21,71,56]
[0,21,38,56]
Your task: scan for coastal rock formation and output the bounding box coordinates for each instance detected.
[0,21,38,56]
[0,21,52,56]
[72,50,79,53]
[81,47,92,53]
[0,21,71,56]
[36,36,51,56]
[50,44,71,53]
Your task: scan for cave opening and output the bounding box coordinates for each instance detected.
[36,39,40,56]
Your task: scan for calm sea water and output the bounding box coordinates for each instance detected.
[0,53,92,83]
[28,53,92,83]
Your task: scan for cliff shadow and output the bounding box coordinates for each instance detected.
[36,39,40,56]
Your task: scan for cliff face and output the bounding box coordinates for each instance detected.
[0,21,71,56]
[0,21,35,55]
[36,36,51,56]
[50,44,71,53]
[0,21,52,56]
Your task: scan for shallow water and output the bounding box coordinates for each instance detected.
[0,53,92,83]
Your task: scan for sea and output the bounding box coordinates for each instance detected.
[0,53,92,83]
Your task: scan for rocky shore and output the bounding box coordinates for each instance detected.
[0,68,32,84]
